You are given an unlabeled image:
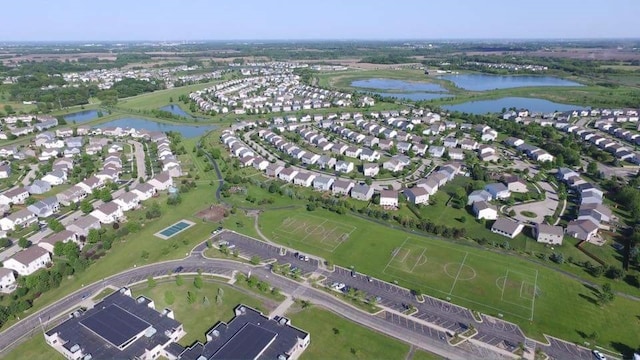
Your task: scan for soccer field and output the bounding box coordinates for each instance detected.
[384,237,539,320]
[270,213,356,253]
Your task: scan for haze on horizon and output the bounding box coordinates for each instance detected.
[0,0,638,42]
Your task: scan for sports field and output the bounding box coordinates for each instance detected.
[384,237,538,320]
[270,213,356,253]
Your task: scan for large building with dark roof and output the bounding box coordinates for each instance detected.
[45,290,310,360]
[173,305,310,360]
[45,287,185,360]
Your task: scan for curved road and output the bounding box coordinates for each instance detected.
[0,251,482,360]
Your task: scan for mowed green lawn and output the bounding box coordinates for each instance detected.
[259,207,640,350]
[117,80,223,111]
[384,237,536,320]
[287,307,410,360]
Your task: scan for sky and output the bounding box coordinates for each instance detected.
[0,0,638,41]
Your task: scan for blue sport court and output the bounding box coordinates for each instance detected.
[155,220,195,239]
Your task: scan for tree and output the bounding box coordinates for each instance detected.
[0,238,11,249]
[87,228,101,244]
[47,218,65,233]
[187,291,196,304]
[53,241,66,257]
[606,266,624,280]
[250,256,261,265]
[3,104,14,115]
[80,200,93,214]
[587,161,598,175]
[18,237,31,248]
[596,283,615,305]
[175,274,184,286]
[147,276,156,288]
[193,276,203,289]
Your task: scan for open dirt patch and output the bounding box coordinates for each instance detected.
[196,205,227,222]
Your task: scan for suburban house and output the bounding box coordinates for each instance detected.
[56,186,87,206]
[91,201,124,224]
[502,175,528,193]
[578,203,613,228]
[277,167,299,183]
[415,178,439,196]
[363,163,379,177]
[448,148,464,160]
[0,165,11,179]
[26,180,52,195]
[428,146,445,158]
[467,189,492,205]
[351,184,374,201]
[293,172,316,187]
[265,163,284,177]
[312,176,334,191]
[42,170,67,186]
[0,208,37,231]
[473,201,498,220]
[485,183,511,200]
[0,187,30,205]
[316,156,336,170]
[27,197,60,218]
[335,160,354,173]
[77,176,104,193]
[66,215,101,237]
[131,183,156,201]
[38,230,77,253]
[383,159,404,173]
[534,223,564,245]
[491,218,524,239]
[404,187,429,205]
[148,172,173,191]
[379,190,399,207]
[566,219,599,242]
[114,192,140,212]
[3,246,51,276]
[0,268,16,293]
[332,179,354,196]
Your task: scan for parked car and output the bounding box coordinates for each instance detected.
[592,350,606,360]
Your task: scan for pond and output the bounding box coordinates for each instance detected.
[443,97,586,114]
[159,104,195,118]
[351,78,449,93]
[63,110,101,123]
[374,92,453,101]
[440,74,583,91]
[93,118,216,138]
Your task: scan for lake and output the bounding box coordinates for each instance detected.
[443,97,586,114]
[94,118,216,138]
[352,78,448,92]
[159,104,194,118]
[63,110,101,123]
[440,74,583,91]
[374,92,453,101]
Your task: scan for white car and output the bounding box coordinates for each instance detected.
[592,350,606,360]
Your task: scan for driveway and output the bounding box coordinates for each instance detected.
[128,140,147,184]
[507,181,558,224]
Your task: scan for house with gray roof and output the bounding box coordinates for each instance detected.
[312,176,334,192]
[534,223,564,245]
[467,189,492,205]
[332,179,354,196]
[27,197,60,218]
[27,180,52,195]
[351,184,374,201]
[491,218,524,239]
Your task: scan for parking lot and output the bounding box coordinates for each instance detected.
[215,231,320,275]
[381,311,449,343]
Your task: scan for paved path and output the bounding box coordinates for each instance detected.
[21,164,38,186]
[128,140,147,183]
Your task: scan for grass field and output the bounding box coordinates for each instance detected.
[259,207,640,350]
[384,237,538,320]
[271,213,356,253]
[287,306,411,360]
[117,80,225,111]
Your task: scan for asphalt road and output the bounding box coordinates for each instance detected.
[128,140,147,182]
